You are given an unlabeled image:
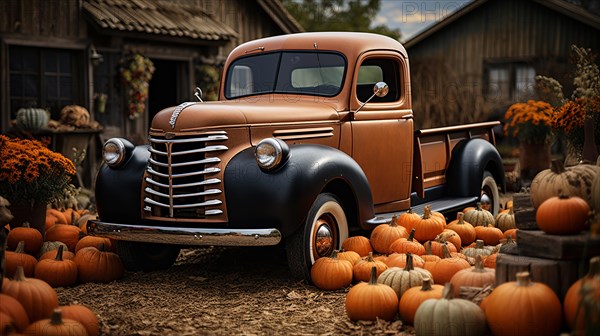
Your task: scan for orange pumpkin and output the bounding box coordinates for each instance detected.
[46,209,68,225]
[428,239,458,258]
[341,236,373,257]
[485,272,562,336]
[398,277,443,325]
[388,228,425,255]
[377,253,432,299]
[482,252,497,269]
[310,250,353,290]
[352,252,388,282]
[0,294,29,332]
[385,252,425,269]
[536,195,590,235]
[4,241,38,278]
[563,256,600,334]
[75,236,112,253]
[6,222,43,254]
[61,304,99,336]
[503,228,518,239]
[74,245,125,283]
[449,255,495,296]
[396,208,421,228]
[45,224,82,252]
[446,212,476,246]
[24,309,87,335]
[336,249,361,266]
[2,266,59,322]
[404,206,445,243]
[369,215,408,254]
[474,225,503,245]
[437,229,461,251]
[39,247,75,261]
[34,245,78,288]
[420,241,442,273]
[428,244,470,284]
[345,267,398,321]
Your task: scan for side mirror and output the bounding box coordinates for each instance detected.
[355,81,388,114]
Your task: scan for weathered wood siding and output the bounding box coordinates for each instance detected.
[407,0,600,128]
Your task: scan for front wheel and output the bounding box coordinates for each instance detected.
[286,193,349,281]
[480,171,500,216]
[116,241,180,272]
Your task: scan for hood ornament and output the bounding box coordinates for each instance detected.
[194,87,204,102]
[169,102,195,129]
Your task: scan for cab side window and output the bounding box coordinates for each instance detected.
[357,59,400,103]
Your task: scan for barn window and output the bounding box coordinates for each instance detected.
[9,46,83,120]
[484,62,536,102]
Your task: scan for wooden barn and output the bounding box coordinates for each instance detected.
[0,0,302,185]
[404,0,600,129]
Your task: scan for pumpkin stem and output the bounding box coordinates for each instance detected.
[390,215,399,227]
[504,235,514,244]
[368,266,378,285]
[550,159,566,174]
[442,282,455,300]
[15,240,26,254]
[421,277,433,291]
[408,228,416,241]
[475,240,484,249]
[404,252,414,271]
[587,256,600,277]
[22,222,31,229]
[515,272,532,286]
[423,206,431,220]
[424,241,433,255]
[476,202,483,211]
[558,194,570,200]
[457,212,465,224]
[508,207,514,216]
[14,266,26,282]
[441,243,453,259]
[473,255,485,272]
[54,245,65,261]
[50,309,64,325]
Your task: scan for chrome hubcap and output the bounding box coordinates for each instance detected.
[480,192,491,211]
[315,219,333,257]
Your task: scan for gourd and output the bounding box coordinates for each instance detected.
[310,250,353,290]
[74,245,124,283]
[2,266,59,322]
[446,212,476,246]
[398,277,443,325]
[4,241,38,277]
[352,252,388,282]
[462,240,492,259]
[536,195,590,235]
[485,272,562,336]
[414,283,486,336]
[474,225,503,245]
[369,215,408,254]
[59,105,90,127]
[563,256,600,334]
[428,244,470,284]
[0,294,29,332]
[530,159,599,208]
[404,206,445,243]
[463,202,495,227]
[15,106,49,131]
[377,253,432,299]
[495,207,516,232]
[388,228,425,255]
[34,245,78,288]
[24,309,87,335]
[341,236,372,257]
[61,304,99,336]
[449,255,495,296]
[7,222,43,254]
[345,267,398,321]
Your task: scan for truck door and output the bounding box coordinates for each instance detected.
[350,52,414,212]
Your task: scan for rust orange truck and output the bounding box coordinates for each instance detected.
[89,32,504,281]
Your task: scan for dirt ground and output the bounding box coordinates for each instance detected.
[57,246,413,336]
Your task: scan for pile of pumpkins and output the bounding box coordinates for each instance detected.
[310,190,599,335]
[1,207,123,334]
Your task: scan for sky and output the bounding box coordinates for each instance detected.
[375,0,471,42]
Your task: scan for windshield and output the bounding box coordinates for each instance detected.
[225,51,346,99]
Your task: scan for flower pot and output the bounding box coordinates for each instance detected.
[8,201,46,236]
[519,142,551,181]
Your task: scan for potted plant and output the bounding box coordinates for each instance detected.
[503,99,554,180]
[0,135,76,235]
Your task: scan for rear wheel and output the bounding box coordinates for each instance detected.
[286,193,349,281]
[116,241,180,272]
[480,171,500,216]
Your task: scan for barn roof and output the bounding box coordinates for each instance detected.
[404,0,600,48]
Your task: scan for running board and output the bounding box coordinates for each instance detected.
[365,196,479,227]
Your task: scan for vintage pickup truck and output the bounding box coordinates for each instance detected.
[89,32,505,281]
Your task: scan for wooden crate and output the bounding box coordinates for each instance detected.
[517,230,600,260]
[512,192,537,230]
[495,253,585,300]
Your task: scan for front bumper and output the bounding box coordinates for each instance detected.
[87,221,282,247]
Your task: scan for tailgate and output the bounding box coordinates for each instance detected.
[412,121,499,198]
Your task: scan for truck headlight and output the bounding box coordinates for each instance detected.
[102,138,131,168]
[255,138,289,171]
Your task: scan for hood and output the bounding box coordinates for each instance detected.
[151,98,342,132]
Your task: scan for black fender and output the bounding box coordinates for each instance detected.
[95,144,149,224]
[445,138,506,197]
[224,144,374,237]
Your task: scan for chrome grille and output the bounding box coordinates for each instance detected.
[145,131,228,218]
